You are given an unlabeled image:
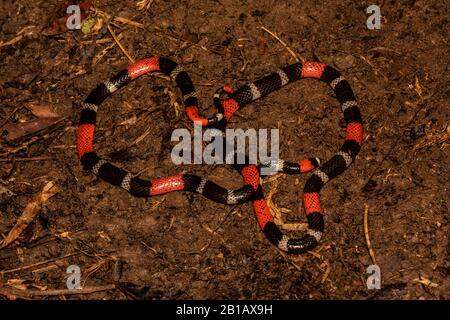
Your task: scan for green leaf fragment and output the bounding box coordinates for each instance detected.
[81,17,96,35]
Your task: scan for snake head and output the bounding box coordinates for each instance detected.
[208,86,235,128]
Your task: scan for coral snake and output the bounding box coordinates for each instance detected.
[77,56,362,254]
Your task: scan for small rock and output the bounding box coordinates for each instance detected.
[183,52,195,64]
[384,252,402,273]
[363,179,377,193]
[113,259,125,282]
[238,13,247,24]
[1,20,17,34]
[0,185,15,206]
[165,192,186,209]
[160,19,171,29]
[251,10,266,17]
[243,289,252,299]
[198,23,211,35]
[409,124,426,140]
[181,28,198,43]
[47,243,62,258]
[410,233,420,243]
[335,54,356,70]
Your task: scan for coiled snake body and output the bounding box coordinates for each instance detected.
[77,56,362,254]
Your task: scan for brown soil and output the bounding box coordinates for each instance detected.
[0,0,448,300]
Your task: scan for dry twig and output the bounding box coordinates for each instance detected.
[260,26,304,63]
[0,181,59,249]
[1,252,81,275]
[107,25,134,62]
[114,16,144,29]
[0,284,116,299]
[364,204,377,265]
[136,0,154,10]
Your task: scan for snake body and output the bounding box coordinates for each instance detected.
[214,62,363,253]
[77,56,362,254]
[77,57,256,205]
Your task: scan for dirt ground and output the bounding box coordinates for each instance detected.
[0,0,448,300]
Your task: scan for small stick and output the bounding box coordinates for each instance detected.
[357,54,388,81]
[0,35,23,49]
[260,26,304,63]
[277,251,302,271]
[364,204,377,265]
[320,261,331,284]
[363,94,429,188]
[81,38,113,45]
[131,127,152,146]
[368,47,402,55]
[114,16,144,29]
[0,156,54,162]
[107,25,134,63]
[194,82,214,87]
[93,37,120,66]
[136,0,154,10]
[1,252,81,275]
[1,284,116,297]
[152,28,223,56]
[200,208,236,252]
[0,106,23,130]
[31,264,59,274]
[140,241,159,254]
[0,181,59,249]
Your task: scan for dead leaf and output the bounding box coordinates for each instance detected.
[26,103,60,118]
[0,184,15,198]
[414,77,423,97]
[0,181,59,249]
[0,289,18,300]
[136,0,154,10]
[97,231,111,242]
[57,231,71,240]
[412,277,439,288]
[0,35,23,49]
[7,279,29,291]
[164,87,182,117]
[119,115,137,126]
[6,279,47,292]
[3,117,64,143]
[16,247,25,263]
[90,16,104,34]
[31,284,48,291]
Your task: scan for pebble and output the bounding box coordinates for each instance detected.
[198,23,211,35]
[0,185,15,206]
[166,192,186,209]
[47,243,62,258]
[1,20,17,34]
[335,54,356,70]
[363,179,377,193]
[409,124,426,140]
[160,19,171,29]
